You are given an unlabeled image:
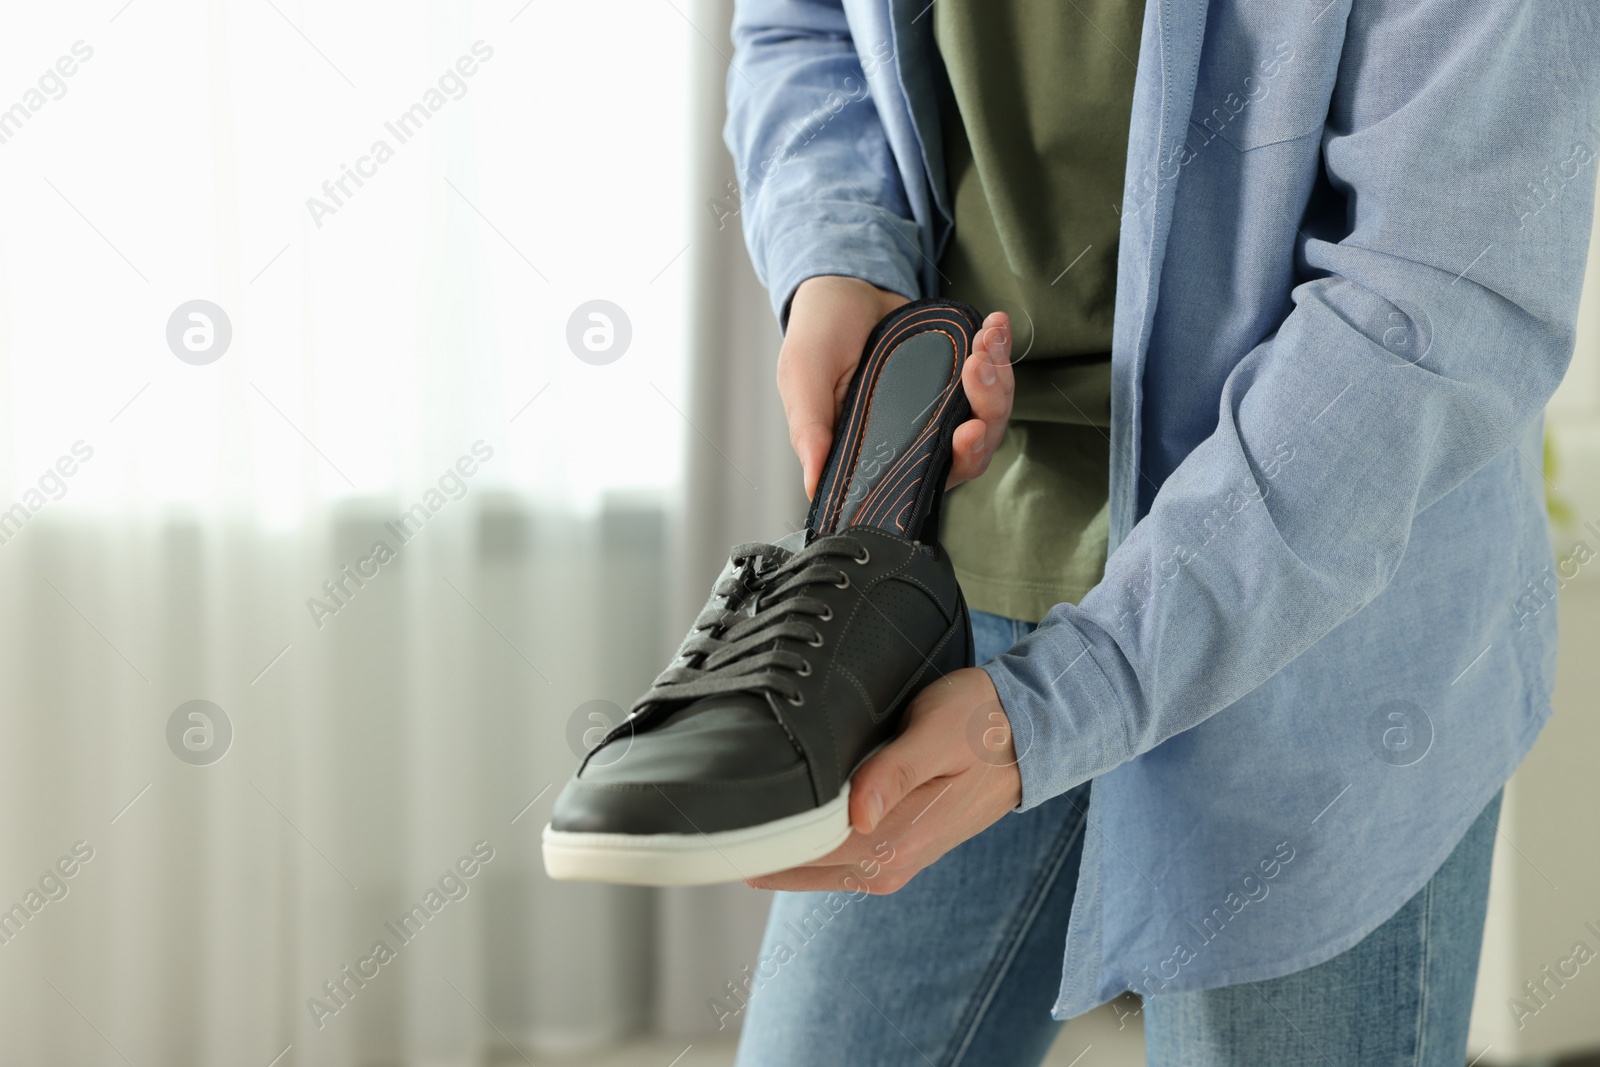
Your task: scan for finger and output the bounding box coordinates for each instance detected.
[788,418,833,500]
[777,338,847,500]
[746,801,929,892]
[745,860,916,895]
[777,281,906,498]
[947,314,1014,486]
[969,314,1016,429]
[848,708,962,833]
[947,418,988,487]
[741,831,888,892]
[753,768,964,891]
[745,864,859,893]
[741,834,889,891]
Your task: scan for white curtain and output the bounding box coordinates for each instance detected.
[0,1,790,1062]
[8,2,1600,1065]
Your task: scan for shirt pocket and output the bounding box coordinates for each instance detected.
[1188,0,1350,153]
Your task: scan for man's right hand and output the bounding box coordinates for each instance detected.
[778,275,1015,501]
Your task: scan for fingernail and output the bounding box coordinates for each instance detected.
[864,791,884,830]
[971,437,984,457]
[979,357,997,386]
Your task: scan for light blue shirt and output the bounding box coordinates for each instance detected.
[725,0,1600,1018]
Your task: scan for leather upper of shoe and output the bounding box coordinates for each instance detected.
[548,694,816,835]
[548,524,971,836]
[551,300,983,839]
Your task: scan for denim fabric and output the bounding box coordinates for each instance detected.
[733,610,1501,1066]
[725,0,1599,1015]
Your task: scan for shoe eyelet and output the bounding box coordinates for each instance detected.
[796,660,812,677]
[807,632,825,648]
[854,548,871,565]
[786,691,806,706]
[818,605,833,622]
[833,573,851,589]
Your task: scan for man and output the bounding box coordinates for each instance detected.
[723,0,1600,1062]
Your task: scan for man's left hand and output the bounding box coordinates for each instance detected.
[746,667,1022,895]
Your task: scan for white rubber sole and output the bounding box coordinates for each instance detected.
[542,785,852,886]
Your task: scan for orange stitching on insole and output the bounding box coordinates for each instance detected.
[849,321,967,525]
[857,372,966,528]
[824,314,939,527]
[852,379,959,527]
[833,316,966,530]
[824,310,965,529]
[822,325,896,527]
[854,386,957,523]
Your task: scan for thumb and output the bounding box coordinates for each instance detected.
[848,711,950,833]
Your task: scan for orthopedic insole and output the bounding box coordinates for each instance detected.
[805,299,984,542]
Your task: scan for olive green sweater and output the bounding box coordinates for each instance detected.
[934,0,1145,622]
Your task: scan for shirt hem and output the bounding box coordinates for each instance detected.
[953,565,1101,625]
[1048,694,1555,1019]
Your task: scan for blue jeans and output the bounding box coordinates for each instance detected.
[733,609,1501,1067]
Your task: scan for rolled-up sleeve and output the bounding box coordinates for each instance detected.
[724,0,924,325]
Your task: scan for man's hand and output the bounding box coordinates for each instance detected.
[780,276,1016,500]
[746,668,1022,895]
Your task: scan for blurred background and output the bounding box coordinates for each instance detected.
[0,2,1595,1065]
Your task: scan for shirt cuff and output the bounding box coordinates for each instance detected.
[754,205,924,329]
[980,617,1131,813]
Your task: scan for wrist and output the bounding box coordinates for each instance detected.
[794,275,910,320]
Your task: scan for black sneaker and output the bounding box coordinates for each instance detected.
[543,299,982,885]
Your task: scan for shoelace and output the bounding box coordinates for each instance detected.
[632,534,872,711]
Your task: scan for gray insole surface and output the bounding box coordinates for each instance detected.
[838,330,955,529]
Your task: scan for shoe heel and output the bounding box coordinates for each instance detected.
[935,587,976,676]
